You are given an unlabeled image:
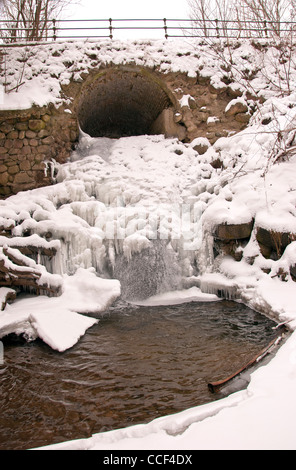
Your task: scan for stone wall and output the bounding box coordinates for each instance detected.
[0,104,79,198]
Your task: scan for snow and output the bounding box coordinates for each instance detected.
[132,286,221,306]
[0,268,120,351]
[1,37,296,449]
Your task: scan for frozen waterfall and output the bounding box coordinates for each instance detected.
[2,133,216,303]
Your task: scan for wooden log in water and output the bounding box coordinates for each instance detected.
[208,328,286,393]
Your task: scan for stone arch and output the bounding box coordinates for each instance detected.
[76,65,185,139]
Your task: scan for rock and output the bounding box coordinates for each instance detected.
[227,84,244,98]
[210,158,223,169]
[13,172,34,184]
[256,227,296,259]
[235,112,251,123]
[209,81,227,94]
[0,288,16,310]
[150,108,186,141]
[0,172,9,185]
[19,160,31,171]
[214,221,254,240]
[0,147,8,155]
[7,164,19,175]
[214,239,245,261]
[225,99,248,117]
[26,130,37,138]
[15,122,28,131]
[257,241,272,259]
[191,137,211,155]
[0,123,13,134]
[28,119,46,132]
[290,265,296,281]
[7,130,19,139]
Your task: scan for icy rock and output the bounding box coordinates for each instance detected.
[214,221,254,241]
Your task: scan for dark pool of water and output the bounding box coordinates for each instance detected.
[0,300,278,450]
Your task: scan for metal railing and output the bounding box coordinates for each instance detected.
[1,17,296,43]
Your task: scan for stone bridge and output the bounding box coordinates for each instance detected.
[0,40,253,198]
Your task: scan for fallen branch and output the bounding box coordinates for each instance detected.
[208,326,286,393]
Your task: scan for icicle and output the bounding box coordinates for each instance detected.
[200,273,239,300]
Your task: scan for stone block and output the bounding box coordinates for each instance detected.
[29,119,46,132]
[0,172,9,185]
[38,129,50,138]
[7,130,19,139]
[42,135,55,145]
[37,144,52,154]
[41,114,51,122]
[0,123,13,134]
[256,226,296,258]
[13,172,34,184]
[21,146,32,155]
[19,160,31,171]
[7,165,19,175]
[26,130,37,138]
[15,122,28,131]
[214,221,254,240]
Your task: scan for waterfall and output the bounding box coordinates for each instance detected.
[112,240,182,301]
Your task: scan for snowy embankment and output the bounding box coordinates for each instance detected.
[0,268,120,351]
[1,38,296,449]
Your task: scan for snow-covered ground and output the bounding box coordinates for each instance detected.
[1,38,296,449]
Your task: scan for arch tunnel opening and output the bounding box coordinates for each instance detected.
[77,67,184,139]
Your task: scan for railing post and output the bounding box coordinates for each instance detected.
[264,20,268,37]
[215,18,220,38]
[109,18,113,39]
[52,18,56,41]
[163,18,168,39]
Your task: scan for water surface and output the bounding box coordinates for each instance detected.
[0,300,278,450]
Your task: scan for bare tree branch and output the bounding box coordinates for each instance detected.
[0,0,79,42]
[187,0,296,38]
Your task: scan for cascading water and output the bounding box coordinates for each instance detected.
[1,132,245,302]
[39,132,208,297]
[113,239,183,301]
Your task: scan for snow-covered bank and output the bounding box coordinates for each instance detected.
[0,268,120,351]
